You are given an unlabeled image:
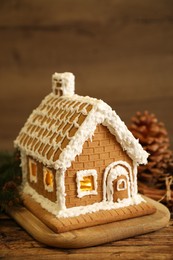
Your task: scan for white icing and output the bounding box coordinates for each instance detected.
[28,158,37,183]
[133,162,138,195]
[76,169,98,198]
[52,72,75,96]
[23,183,61,215]
[57,194,145,218]
[55,169,66,211]
[103,161,133,202]
[23,182,145,218]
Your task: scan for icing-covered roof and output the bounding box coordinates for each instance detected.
[15,92,148,170]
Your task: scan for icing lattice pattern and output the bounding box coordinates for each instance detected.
[15,93,93,166]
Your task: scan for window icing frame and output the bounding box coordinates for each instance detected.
[43,166,54,192]
[76,169,98,198]
[29,158,38,183]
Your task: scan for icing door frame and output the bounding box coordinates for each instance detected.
[103,161,132,202]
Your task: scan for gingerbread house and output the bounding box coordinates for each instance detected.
[15,72,150,219]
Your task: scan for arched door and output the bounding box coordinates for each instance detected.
[106,164,130,202]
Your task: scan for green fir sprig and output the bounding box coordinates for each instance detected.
[0,150,22,211]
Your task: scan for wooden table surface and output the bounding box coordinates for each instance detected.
[0,211,173,260]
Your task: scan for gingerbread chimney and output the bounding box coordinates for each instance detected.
[52,72,75,96]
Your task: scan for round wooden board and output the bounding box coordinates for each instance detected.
[6,196,170,249]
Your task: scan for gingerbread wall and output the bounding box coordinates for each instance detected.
[27,157,57,202]
[65,124,133,208]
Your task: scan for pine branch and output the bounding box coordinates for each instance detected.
[0,150,22,211]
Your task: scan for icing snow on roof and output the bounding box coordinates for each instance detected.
[15,92,148,170]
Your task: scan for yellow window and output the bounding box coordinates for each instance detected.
[43,167,54,192]
[76,169,98,198]
[80,175,94,191]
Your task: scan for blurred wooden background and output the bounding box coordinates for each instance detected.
[0,0,173,151]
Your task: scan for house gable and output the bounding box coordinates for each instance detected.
[65,124,133,208]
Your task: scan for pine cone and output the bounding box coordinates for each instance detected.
[2,181,17,192]
[129,111,173,190]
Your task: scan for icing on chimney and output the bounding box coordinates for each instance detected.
[52,72,75,96]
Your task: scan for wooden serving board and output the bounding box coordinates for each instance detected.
[6,196,170,249]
